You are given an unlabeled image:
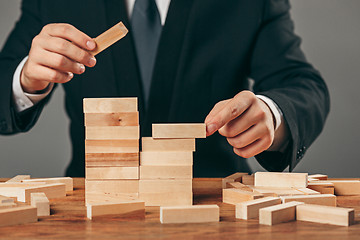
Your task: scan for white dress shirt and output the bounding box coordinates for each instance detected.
[12,0,282,130]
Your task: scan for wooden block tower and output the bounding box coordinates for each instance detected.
[83,98,140,204]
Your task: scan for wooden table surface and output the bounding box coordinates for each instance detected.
[0,178,359,239]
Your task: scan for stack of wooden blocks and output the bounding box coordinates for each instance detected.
[84,98,140,204]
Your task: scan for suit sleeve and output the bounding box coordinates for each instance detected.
[250,0,330,171]
[0,0,54,135]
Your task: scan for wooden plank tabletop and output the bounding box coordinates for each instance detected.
[0,178,359,239]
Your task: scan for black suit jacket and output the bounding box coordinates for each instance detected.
[0,0,330,177]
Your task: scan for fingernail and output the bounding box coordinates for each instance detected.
[86,40,96,50]
[207,124,217,135]
[79,64,85,73]
[88,57,96,67]
[68,72,74,80]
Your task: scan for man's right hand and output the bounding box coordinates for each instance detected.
[20,23,97,93]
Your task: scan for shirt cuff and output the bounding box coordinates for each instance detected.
[256,95,283,131]
[12,56,54,112]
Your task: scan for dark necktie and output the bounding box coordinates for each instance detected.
[131,0,162,104]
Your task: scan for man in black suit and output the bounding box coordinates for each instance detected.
[0,0,329,177]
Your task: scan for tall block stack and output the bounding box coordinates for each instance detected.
[139,124,206,206]
[83,98,140,204]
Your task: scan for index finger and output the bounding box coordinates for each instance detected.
[44,23,96,51]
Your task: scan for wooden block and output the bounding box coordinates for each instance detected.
[90,21,128,56]
[85,112,139,126]
[236,197,282,220]
[280,194,336,206]
[192,178,222,195]
[85,192,138,205]
[226,182,253,192]
[86,153,139,167]
[142,137,196,152]
[85,180,139,195]
[222,172,248,189]
[31,193,50,217]
[308,174,328,180]
[86,200,145,220]
[139,179,192,193]
[241,175,254,185]
[140,166,192,179]
[23,177,73,192]
[140,152,193,166]
[0,203,17,210]
[85,140,139,153]
[307,182,335,194]
[152,123,206,139]
[248,186,305,197]
[139,191,192,206]
[318,180,360,196]
[160,205,219,224]
[255,172,308,188]
[295,188,320,195]
[83,98,137,113]
[259,201,304,225]
[0,206,37,227]
[0,195,14,204]
[296,204,355,226]
[86,167,139,180]
[86,126,139,140]
[5,175,30,183]
[223,188,264,205]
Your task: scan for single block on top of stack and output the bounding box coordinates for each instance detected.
[139,123,206,206]
[84,98,140,204]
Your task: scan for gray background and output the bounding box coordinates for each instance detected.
[0,1,359,177]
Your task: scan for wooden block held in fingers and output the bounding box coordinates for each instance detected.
[236,197,281,220]
[280,194,336,206]
[142,137,196,152]
[86,167,139,180]
[86,153,139,167]
[223,188,264,205]
[83,97,137,113]
[259,201,304,225]
[222,172,248,189]
[23,177,73,192]
[308,174,328,180]
[0,206,37,227]
[86,200,145,220]
[140,166,192,179]
[242,175,254,185]
[90,21,128,56]
[139,179,192,193]
[296,204,355,226]
[139,191,192,206]
[85,112,139,126]
[255,172,308,188]
[152,123,206,139]
[86,126,139,140]
[160,205,219,224]
[31,193,50,217]
[0,195,14,204]
[85,140,139,153]
[307,182,335,194]
[140,152,193,166]
[6,175,30,183]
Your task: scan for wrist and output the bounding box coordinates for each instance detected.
[20,67,50,94]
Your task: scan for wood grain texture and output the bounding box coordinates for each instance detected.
[87,200,145,220]
[31,193,50,217]
[142,137,196,152]
[5,175,30,183]
[85,112,139,126]
[23,177,73,192]
[86,153,139,167]
[255,172,308,188]
[242,175,254,185]
[139,166,192,179]
[160,205,219,223]
[152,123,206,139]
[83,97,137,113]
[0,206,37,227]
[139,191,193,206]
[280,194,336,206]
[222,172,248,189]
[85,180,139,195]
[223,188,264,205]
[86,126,140,140]
[85,140,139,153]
[317,180,360,196]
[236,197,281,220]
[86,167,139,180]
[259,201,304,226]
[140,152,193,166]
[307,182,335,194]
[139,179,192,193]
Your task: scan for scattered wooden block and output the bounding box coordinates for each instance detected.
[319,180,360,196]
[86,167,139,180]
[226,182,254,192]
[307,182,335,194]
[0,203,16,210]
[86,153,139,167]
[222,172,248,189]
[192,178,222,195]
[0,195,14,204]
[295,188,320,195]
[0,206,37,227]
[140,152,193,166]
[152,124,206,139]
[142,137,196,152]
[296,204,355,226]
[241,175,254,185]
[86,200,145,220]
[259,201,304,225]
[223,188,264,205]
[255,172,308,188]
[23,177,73,192]
[85,139,139,153]
[248,186,305,197]
[31,193,50,217]
[140,166,192,179]
[85,126,139,140]
[90,21,128,56]
[308,174,328,180]
[160,205,219,224]
[5,175,30,183]
[139,191,193,206]
[85,180,139,195]
[83,98,137,113]
[84,112,139,126]
[280,194,336,206]
[236,197,281,220]
[139,179,192,193]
